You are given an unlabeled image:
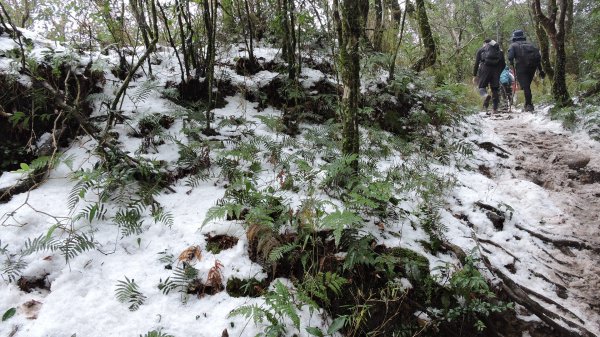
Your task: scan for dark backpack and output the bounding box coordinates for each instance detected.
[515,42,541,68]
[482,44,502,66]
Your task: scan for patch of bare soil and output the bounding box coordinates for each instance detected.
[486,110,600,336]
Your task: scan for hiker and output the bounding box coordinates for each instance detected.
[473,39,491,109]
[508,30,545,112]
[500,65,514,108]
[473,39,505,114]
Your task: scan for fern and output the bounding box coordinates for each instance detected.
[152,208,174,228]
[229,280,301,336]
[73,202,107,224]
[114,208,144,237]
[140,330,174,337]
[158,265,198,296]
[130,80,158,105]
[299,272,348,306]
[268,243,299,262]
[1,255,27,283]
[321,210,363,247]
[202,202,245,226]
[115,276,146,311]
[21,234,61,256]
[60,233,95,262]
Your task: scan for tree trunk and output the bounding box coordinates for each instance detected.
[532,17,554,81]
[532,0,572,107]
[373,0,383,51]
[334,0,365,172]
[203,0,218,133]
[175,0,191,79]
[411,0,436,72]
[388,7,407,82]
[157,1,185,84]
[278,0,297,80]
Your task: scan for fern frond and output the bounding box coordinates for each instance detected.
[268,243,298,262]
[140,329,174,337]
[115,276,146,311]
[1,255,27,283]
[152,208,174,228]
[202,203,244,226]
[114,208,144,237]
[131,80,158,104]
[60,233,95,262]
[21,234,61,256]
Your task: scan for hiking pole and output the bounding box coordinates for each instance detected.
[512,67,518,108]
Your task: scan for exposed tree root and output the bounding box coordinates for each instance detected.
[444,239,596,337]
[515,223,600,253]
[481,254,595,337]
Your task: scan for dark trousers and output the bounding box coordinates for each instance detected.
[515,68,536,106]
[478,65,501,110]
[501,83,512,103]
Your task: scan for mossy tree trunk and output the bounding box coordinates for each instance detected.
[532,18,554,81]
[411,0,437,72]
[532,0,572,107]
[373,0,383,51]
[333,0,365,172]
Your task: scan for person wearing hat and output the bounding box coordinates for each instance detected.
[508,30,545,112]
[473,39,505,114]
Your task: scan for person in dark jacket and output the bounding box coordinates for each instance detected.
[473,39,505,114]
[508,30,545,112]
[473,39,492,109]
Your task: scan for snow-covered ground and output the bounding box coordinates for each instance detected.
[2,28,600,337]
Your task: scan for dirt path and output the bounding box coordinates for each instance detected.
[483,108,600,335]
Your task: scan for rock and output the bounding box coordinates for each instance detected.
[486,211,505,230]
[563,154,590,170]
[475,201,506,230]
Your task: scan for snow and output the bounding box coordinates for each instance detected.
[2,31,600,337]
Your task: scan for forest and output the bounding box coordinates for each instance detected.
[0,0,600,336]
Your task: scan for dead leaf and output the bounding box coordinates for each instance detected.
[177,245,202,264]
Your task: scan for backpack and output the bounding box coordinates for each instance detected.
[500,68,513,85]
[482,44,502,66]
[515,42,541,68]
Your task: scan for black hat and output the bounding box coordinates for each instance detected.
[484,38,491,43]
[512,30,526,42]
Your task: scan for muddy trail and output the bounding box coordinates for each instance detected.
[477,108,600,336]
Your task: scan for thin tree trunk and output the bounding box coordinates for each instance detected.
[203,0,218,133]
[388,7,407,82]
[175,0,191,79]
[158,1,185,84]
[411,0,436,72]
[107,0,159,136]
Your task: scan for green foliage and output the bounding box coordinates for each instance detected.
[434,255,514,331]
[2,308,16,322]
[229,280,306,337]
[19,229,95,264]
[158,265,199,303]
[130,80,159,106]
[298,272,348,306]
[139,329,174,337]
[115,276,146,311]
[321,210,362,248]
